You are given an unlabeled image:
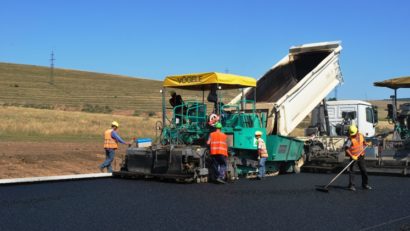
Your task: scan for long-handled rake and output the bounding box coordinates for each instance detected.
[316,146,368,193]
[315,159,355,193]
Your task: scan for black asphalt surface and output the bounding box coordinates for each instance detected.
[1,173,409,231]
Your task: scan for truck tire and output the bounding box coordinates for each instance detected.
[294,154,306,174]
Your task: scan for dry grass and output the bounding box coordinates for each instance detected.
[0,62,163,113]
[0,106,160,141]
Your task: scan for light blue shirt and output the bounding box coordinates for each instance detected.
[111,130,126,144]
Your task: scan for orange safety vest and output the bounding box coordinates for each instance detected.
[349,133,365,157]
[104,129,118,149]
[257,138,269,158]
[209,131,228,156]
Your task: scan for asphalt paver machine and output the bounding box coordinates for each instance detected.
[114,72,304,182]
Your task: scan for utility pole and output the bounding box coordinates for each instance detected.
[49,50,55,85]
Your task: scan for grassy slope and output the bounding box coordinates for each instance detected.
[0,62,164,113]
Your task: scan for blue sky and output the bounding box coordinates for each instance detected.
[1,0,409,100]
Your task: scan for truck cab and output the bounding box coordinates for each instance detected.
[309,100,378,137]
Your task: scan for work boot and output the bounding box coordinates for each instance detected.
[99,167,105,173]
[348,185,356,192]
[362,185,372,190]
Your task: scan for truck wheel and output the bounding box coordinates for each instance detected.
[294,154,306,174]
[199,176,208,183]
[293,163,301,173]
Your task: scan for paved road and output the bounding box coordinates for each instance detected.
[1,173,409,231]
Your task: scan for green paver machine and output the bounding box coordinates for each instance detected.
[115,72,304,182]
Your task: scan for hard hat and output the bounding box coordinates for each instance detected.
[111,121,119,128]
[215,122,222,129]
[255,131,262,136]
[169,90,176,96]
[349,125,358,136]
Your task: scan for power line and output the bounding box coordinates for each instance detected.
[49,50,55,85]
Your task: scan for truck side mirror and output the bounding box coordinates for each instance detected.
[373,106,378,124]
[349,111,357,120]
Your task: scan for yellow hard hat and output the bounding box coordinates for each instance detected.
[169,90,176,96]
[255,131,262,136]
[349,125,358,136]
[111,121,119,128]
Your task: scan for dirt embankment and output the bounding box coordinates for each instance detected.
[0,141,127,179]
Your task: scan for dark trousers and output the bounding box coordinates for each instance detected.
[211,154,227,180]
[348,155,369,187]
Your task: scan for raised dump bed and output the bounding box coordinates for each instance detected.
[231,41,343,136]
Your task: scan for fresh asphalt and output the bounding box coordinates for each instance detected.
[0,173,409,231]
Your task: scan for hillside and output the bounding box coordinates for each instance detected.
[0,62,242,114]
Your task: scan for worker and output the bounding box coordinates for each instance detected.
[255,131,268,180]
[207,122,228,184]
[344,125,372,191]
[169,90,185,123]
[100,121,130,173]
[207,84,225,114]
[169,90,184,109]
[207,84,218,113]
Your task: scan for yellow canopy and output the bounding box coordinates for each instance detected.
[374,76,410,89]
[163,72,256,90]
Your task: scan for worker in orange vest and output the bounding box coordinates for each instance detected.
[255,131,269,180]
[100,121,130,173]
[207,122,228,184]
[345,125,371,191]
